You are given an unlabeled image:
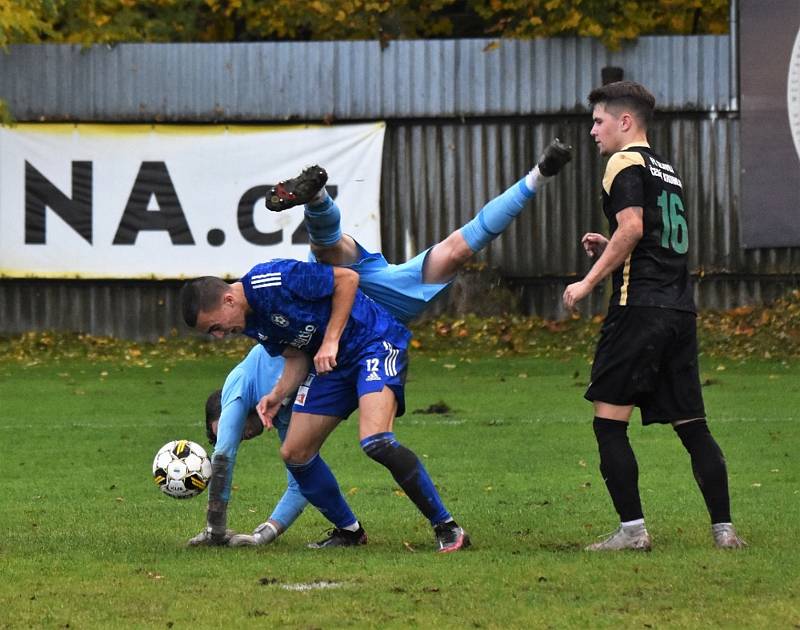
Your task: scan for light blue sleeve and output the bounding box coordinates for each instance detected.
[215,345,309,530]
[212,368,250,503]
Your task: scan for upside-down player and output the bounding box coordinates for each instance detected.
[186,138,573,550]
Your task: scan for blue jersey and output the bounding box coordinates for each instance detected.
[213,344,292,502]
[241,259,411,365]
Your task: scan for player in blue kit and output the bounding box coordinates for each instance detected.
[186,138,573,549]
[181,259,471,552]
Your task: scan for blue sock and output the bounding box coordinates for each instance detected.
[285,454,357,529]
[460,178,535,252]
[304,194,342,247]
[268,469,309,531]
[360,432,451,526]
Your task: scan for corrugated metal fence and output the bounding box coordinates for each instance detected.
[1,37,798,339]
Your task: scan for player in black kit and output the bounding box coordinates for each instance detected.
[563,81,745,551]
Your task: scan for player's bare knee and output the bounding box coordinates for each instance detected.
[424,239,473,284]
[280,443,315,465]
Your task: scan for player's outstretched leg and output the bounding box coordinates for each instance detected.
[673,419,747,549]
[265,164,358,264]
[266,165,328,212]
[421,138,573,284]
[458,137,572,254]
[361,432,470,553]
[536,137,573,177]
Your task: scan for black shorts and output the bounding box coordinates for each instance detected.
[585,306,705,425]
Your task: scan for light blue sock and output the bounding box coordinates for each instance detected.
[268,469,309,531]
[304,194,342,247]
[285,454,357,529]
[460,178,535,252]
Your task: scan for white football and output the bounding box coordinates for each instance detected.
[152,440,212,499]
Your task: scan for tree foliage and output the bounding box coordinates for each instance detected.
[0,0,56,46]
[4,0,729,47]
[471,0,730,49]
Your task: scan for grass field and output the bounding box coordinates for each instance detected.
[1,343,799,628]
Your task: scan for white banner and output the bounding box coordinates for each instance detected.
[0,122,385,278]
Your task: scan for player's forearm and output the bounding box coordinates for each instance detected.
[273,351,310,399]
[324,267,358,346]
[582,222,641,290]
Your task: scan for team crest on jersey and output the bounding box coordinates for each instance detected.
[271,313,290,327]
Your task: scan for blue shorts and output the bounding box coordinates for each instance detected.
[292,339,408,419]
[313,240,452,324]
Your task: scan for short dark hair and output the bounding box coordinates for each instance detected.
[205,389,222,445]
[180,276,229,328]
[588,81,656,128]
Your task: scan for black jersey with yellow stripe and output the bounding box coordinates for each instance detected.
[601,143,695,312]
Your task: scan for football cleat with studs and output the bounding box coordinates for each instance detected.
[265,165,328,212]
[307,526,368,549]
[434,522,471,553]
[585,524,652,551]
[712,523,747,549]
[228,521,280,547]
[537,138,573,177]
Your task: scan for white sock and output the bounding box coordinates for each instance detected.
[524,165,547,193]
[621,518,645,529]
[255,521,280,542]
[343,520,360,532]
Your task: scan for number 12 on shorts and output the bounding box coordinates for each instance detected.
[657,189,689,254]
